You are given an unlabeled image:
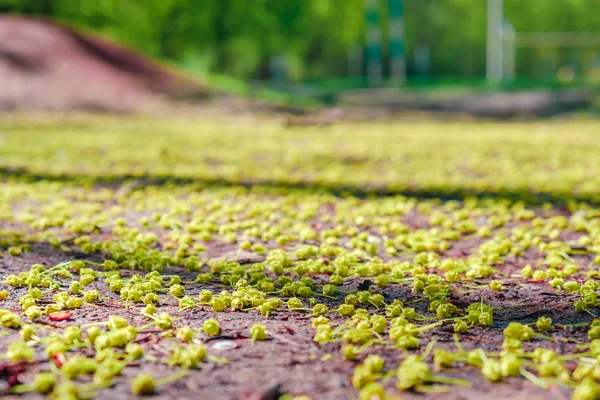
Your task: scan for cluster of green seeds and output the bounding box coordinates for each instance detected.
[1,116,600,398]
[0,178,599,398]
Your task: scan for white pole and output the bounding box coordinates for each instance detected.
[487,0,504,85]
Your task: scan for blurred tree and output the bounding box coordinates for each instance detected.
[1,0,599,82]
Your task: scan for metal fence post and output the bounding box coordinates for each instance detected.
[388,0,406,83]
[365,0,383,86]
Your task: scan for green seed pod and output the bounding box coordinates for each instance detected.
[433,349,454,369]
[435,303,458,319]
[467,350,484,367]
[352,365,375,389]
[539,359,564,377]
[402,307,418,320]
[370,315,387,333]
[590,339,600,357]
[7,340,34,362]
[375,274,389,287]
[169,284,185,298]
[80,274,95,286]
[589,326,600,340]
[1,312,21,329]
[267,298,282,310]
[250,324,267,341]
[312,304,328,316]
[479,311,493,326]
[65,297,83,309]
[62,356,97,379]
[176,326,194,342]
[45,340,68,357]
[21,297,36,311]
[103,260,118,271]
[503,322,524,339]
[156,312,173,330]
[564,281,581,293]
[321,284,336,297]
[357,291,371,304]
[344,295,359,306]
[211,298,226,312]
[520,325,534,341]
[84,290,100,303]
[69,281,83,295]
[142,293,159,305]
[231,298,245,310]
[108,315,128,330]
[482,360,503,381]
[258,303,272,316]
[32,372,57,394]
[297,286,313,298]
[188,343,207,362]
[287,297,303,310]
[358,383,386,400]
[500,354,521,377]
[87,326,102,344]
[397,356,429,390]
[369,294,385,307]
[6,275,24,287]
[329,275,344,285]
[536,316,553,332]
[203,319,220,336]
[198,290,213,303]
[142,304,157,316]
[550,277,563,290]
[341,344,360,361]
[28,288,42,299]
[313,325,333,343]
[453,320,469,333]
[467,310,480,324]
[502,337,522,352]
[573,365,594,382]
[337,304,355,317]
[572,377,599,400]
[520,265,533,278]
[131,373,155,395]
[363,354,384,373]
[25,306,42,321]
[20,324,36,341]
[179,296,195,311]
[311,316,329,328]
[575,300,588,312]
[125,343,144,359]
[395,335,419,349]
[64,326,82,343]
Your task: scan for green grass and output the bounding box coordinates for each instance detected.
[1,114,600,204]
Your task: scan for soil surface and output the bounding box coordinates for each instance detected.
[0,245,585,400]
[0,178,596,400]
[0,16,208,112]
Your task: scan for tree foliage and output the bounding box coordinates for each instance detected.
[1,0,599,81]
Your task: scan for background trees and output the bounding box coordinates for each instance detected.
[2,0,599,82]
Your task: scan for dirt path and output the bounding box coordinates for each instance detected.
[1,178,597,399]
[0,16,208,112]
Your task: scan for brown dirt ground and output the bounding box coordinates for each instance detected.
[0,211,592,400]
[0,16,208,113]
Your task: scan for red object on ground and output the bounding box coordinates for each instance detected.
[48,311,72,321]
